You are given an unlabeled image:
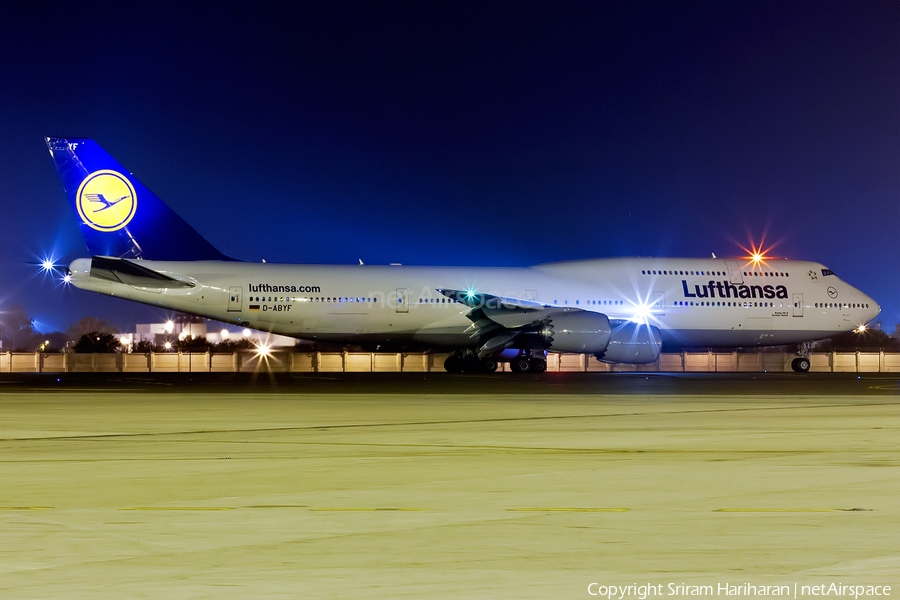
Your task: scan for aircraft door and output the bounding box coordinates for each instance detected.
[652,291,665,316]
[725,260,743,284]
[792,293,803,317]
[228,286,242,312]
[396,288,409,313]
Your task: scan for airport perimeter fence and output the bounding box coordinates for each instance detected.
[2,350,900,373]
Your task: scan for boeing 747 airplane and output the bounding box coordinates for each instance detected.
[46,137,880,373]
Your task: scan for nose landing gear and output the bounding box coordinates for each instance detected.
[791,357,811,373]
[791,343,812,372]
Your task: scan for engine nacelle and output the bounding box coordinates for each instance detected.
[595,322,662,364]
[540,312,611,354]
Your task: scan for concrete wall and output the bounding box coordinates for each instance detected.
[3,351,900,373]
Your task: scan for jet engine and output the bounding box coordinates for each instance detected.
[536,312,612,354]
[595,321,662,364]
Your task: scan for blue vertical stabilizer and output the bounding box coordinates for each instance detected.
[46,137,232,261]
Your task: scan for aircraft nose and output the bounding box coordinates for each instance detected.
[865,294,881,322]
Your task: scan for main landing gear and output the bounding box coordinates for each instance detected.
[509,353,546,373]
[443,350,545,374]
[444,352,497,374]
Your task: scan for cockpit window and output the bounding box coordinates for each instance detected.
[821,269,835,276]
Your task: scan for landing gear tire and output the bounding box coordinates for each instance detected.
[510,357,533,373]
[444,355,464,373]
[480,358,498,373]
[461,355,483,373]
[530,358,547,373]
[791,357,811,373]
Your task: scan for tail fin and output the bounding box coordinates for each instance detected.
[45,137,232,261]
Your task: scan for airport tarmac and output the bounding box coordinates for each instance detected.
[1,373,898,599]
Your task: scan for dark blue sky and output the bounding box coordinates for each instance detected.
[2,1,898,334]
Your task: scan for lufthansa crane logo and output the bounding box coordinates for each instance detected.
[76,170,137,231]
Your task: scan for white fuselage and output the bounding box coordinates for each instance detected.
[67,256,880,350]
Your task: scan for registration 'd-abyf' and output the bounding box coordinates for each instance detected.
[46,137,879,373]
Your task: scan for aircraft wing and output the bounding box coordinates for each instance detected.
[436,288,588,355]
[436,288,582,328]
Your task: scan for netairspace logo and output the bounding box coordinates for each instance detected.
[586,582,892,599]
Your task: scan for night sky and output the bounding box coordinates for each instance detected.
[2,1,898,336]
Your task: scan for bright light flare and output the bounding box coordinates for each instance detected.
[736,235,780,272]
[628,302,652,324]
[36,254,63,281]
[62,273,72,284]
[855,325,868,334]
[254,343,272,358]
[742,243,770,267]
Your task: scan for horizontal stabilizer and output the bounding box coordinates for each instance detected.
[89,256,194,288]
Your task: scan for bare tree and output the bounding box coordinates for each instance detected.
[0,305,36,351]
[66,317,117,342]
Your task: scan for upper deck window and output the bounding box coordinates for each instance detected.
[822,269,835,276]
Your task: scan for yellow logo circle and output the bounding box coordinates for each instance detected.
[76,170,137,231]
